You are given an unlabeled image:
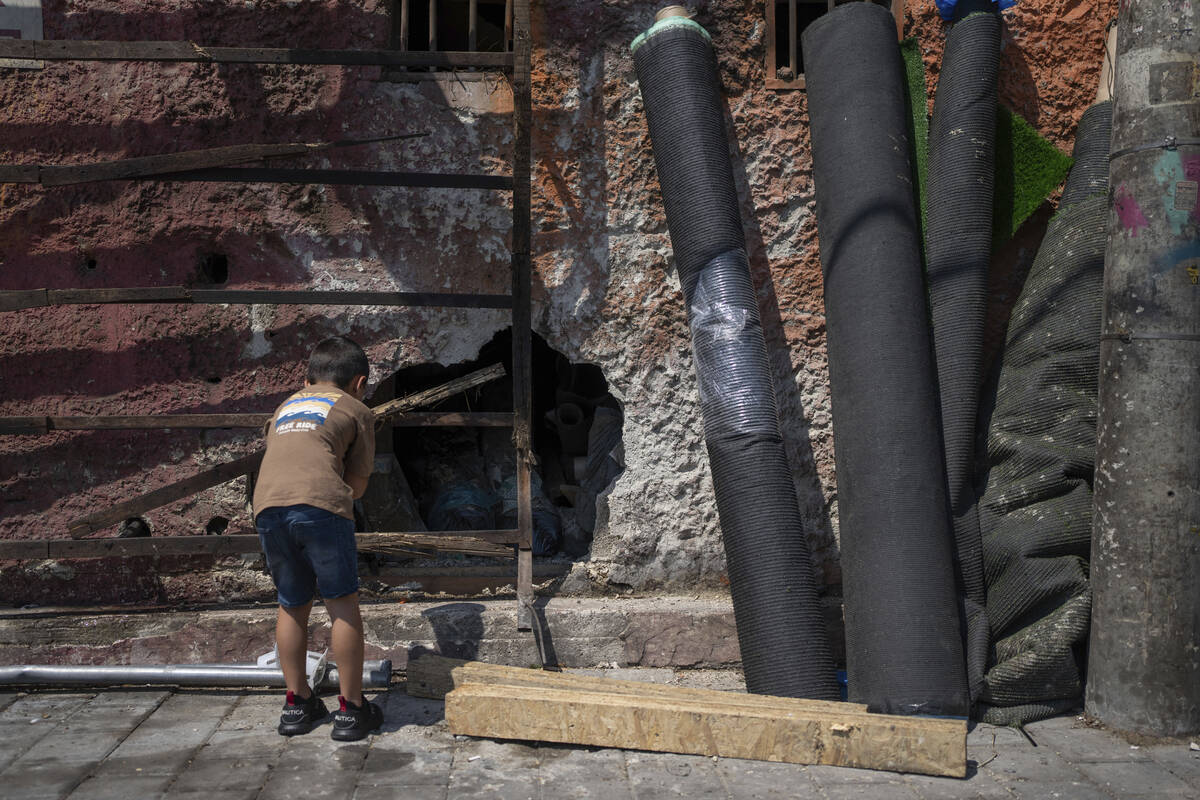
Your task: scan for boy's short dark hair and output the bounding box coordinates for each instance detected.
[307,336,369,389]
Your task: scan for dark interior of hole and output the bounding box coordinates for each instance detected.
[84,257,98,271]
[774,1,828,76]
[117,517,151,538]
[394,0,508,52]
[204,516,230,536]
[197,253,229,285]
[378,328,623,560]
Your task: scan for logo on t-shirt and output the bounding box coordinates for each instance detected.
[274,392,337,435]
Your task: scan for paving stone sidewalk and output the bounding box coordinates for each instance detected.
[0,672,1196,800]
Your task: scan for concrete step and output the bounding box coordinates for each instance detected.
[0,596,845,671]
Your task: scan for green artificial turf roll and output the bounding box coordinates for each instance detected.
[993,106,1074,247]
[900,37,1074,252]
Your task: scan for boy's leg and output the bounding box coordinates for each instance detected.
[276,600,315,697]
[323,593,364,704]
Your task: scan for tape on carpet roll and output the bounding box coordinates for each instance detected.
[633,13,838,700]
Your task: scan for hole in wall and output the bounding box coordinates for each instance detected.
[196,253,229,285]
[117,517,151,538]
[83,256,98,271]
[204,516,230,536]
[368,328,624,562]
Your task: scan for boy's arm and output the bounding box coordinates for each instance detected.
[343,406,376,501]
[345,470,370,500]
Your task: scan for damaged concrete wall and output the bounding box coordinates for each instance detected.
[0,0,1114,605]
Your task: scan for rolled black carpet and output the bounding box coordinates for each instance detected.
[975,101,1113,726]
[632,16,838,700]
[924,9,1001,705]
[803,1,969,716]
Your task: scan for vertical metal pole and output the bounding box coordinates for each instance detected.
[469,0,478,51]
[511,0,534,630]
[1087,6,1200,737]
[504,0,513,51]
[399,0,410,50]
[788,0,797,77]
[428,0,438,52]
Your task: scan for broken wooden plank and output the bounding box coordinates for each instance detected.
[406,655,866,713]
[372,363,507,424]
[64,364,506,536]
[446,682,967,778]
[0,39,512,69]
[362,532,514,559]
[67,451,264,538]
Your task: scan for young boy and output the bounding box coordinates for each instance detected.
[253,335,384,741]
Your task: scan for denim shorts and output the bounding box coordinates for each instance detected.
[255,504,359,607]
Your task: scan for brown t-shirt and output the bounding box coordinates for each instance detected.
[253,386,375,521]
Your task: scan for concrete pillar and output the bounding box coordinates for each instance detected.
[1086,3,1200,736]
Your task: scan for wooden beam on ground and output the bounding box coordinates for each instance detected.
[406,655,868,713]
[0,40,513,69]
[63,364,506,536]
[446,682,967,778]
[0,288,513,313]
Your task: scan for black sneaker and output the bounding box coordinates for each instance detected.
[278,690,329,736]
[331,695,384,741]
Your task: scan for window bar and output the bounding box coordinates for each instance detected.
[429,0,437,51]
[788,0,797,78]
[505,0,513,52]
[469,0,478,51]
[399,0,410,50]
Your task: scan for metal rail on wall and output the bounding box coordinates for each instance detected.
[0,0,537,629]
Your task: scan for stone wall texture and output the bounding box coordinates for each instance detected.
[0,0,1115,605]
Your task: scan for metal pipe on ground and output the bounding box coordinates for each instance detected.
[1087,6,1200,737]
[0,660,392,690]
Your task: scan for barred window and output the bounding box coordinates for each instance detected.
[767,0,902,89]
[391,0,513,54]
